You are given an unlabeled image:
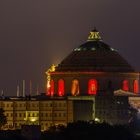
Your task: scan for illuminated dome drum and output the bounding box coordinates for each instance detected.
[46,29,139,96]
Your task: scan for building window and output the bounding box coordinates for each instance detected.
[58,79,65,96]
[122,80,129,91]
[134,80,139,93]
[47,79,55,96]
[46,113,48,117]
[71,79,80,96]
[50,113,52,117]
[88,79,97,94]
[63,113,66,117]
[50,80,54,96]
[50,103,52,107]
[63,103,66,107]
[14,123,17,127]
[54,113,57,117]
[41,113,43,117]
[59,103,61,107]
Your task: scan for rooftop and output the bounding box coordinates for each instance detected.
[55,30,134,72]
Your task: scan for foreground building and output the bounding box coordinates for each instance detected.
[0,96,73,131]
[0,29,140,130]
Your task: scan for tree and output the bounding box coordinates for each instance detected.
[0,108,7,130]
[128,105,138,123]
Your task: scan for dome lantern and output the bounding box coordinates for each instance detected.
[87,28,102,41]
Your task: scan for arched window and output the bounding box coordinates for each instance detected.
[46,79,54,96]
[46,81,51,96]
[133,80,139,93]
[50,80,54,96]
[58,79,65,96]
[88,79,97,95]
[122,80,129,91]
[71,79,79,96]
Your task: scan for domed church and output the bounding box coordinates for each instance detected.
[1,29,140,132]
[46,29,139,124]
[0,29,139,131]
[47,29,139,96]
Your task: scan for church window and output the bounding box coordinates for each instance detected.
[71,79,80,96]
[134,80,139,93]
[58,79,65,96]
[50,80,54,96]
[46,79,55,96]
[122,80,129,91]
[88,79,97,94]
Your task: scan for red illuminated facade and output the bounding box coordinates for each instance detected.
[122,80,129,91]
[50,80,54,96]
[88,79,97,94]
[71,79,79,96]
[58,79,65,96]
[134,80,139,93]
[46,29,140,97]
[43,29,140,126]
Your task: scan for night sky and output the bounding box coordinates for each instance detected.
[0,0,140,96]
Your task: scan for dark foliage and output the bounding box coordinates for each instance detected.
[43,121,135,140]
[0,121,139,140]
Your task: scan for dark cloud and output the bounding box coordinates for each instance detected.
[0,0,140,96]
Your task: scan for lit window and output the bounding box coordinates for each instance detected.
[122,80,129,91]
[88,79,97,94]
[46,81,50,96]
[71,79,80,96]
[134,80,139,93]
[46,78,55,96]
[50,80,54,96]
[58,79,65,96]
[47,80,55,96]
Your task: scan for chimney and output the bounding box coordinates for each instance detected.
[36,84,39,96]
[22,80,25,97]
[1,90,4,96]
[30,80,32,96]
[16,85,20,97]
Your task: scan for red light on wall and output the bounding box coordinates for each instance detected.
[88,79,97,95]
[58,79,64,96]
[46,81,51,96]
[50,80,54,96]
[134,80,139,94]
[123,80,129,91]
[71,79,79,96]
[46,86,50,96]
